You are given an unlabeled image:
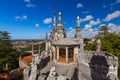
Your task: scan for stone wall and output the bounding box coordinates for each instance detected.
[83,50,118,80]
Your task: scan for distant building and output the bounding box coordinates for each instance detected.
[23,12,119,80]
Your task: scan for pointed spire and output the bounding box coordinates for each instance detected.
[75,16,81,39]
[58,12,62,23]
[57,12,63,29]
[38,43,41,54]
[77,16,80,28]
[32,43,34,55]
[46,33,48,42]
[53,11,57,30]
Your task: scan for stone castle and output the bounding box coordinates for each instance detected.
[23,12,119,80]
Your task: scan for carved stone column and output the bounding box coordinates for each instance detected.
[66,47,68,63]
[57,46,59,60]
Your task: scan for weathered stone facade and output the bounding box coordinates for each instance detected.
[23,12,119,80]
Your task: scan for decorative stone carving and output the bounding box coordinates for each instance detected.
[23,67,30,80]
[96,39,101,53]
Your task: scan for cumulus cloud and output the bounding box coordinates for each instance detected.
[81,24,98,38]
[103,5,106,8]
[77,3,83,8]
[67,22,120,39]
[26,4,35,8]
[84,24,92,30]
[67,25,98,39]
[24,0,35,8]
[24,0,30,3]
[82,11,89,14]
[110,0,120,6]
[48,25,51,28]
[89,19,101,25]
[81,15,94,22]
[43,18,52,24]
[108,23,120,33]
[15,15,27,21]
[103,11,120,21]
[35,23,40,27]
[67,27,75,38]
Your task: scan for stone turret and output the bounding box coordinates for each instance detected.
[53,11,57,30]
[57,12,66,39]
[32,43,34,55]
[46,33,48,42]
[50,11,57,41]
[96,39,101,53]
[58,12,62,26]
[75,16,81,39]
[46,33,49,50]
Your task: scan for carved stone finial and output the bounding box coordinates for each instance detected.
[96,39,101,53]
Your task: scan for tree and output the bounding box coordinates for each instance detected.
[0,31,19,73]
[96,26,109,38]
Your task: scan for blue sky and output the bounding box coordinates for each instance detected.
[0,0,120,39]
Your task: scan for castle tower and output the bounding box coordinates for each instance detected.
[75,16,81,39]
[57,12,66,39]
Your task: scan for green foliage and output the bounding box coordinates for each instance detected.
[84,40,96,51]
[0,31,19,73]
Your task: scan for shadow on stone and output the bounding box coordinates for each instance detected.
[71,68,78,80]
[89,55,110,80]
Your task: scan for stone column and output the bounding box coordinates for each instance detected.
[57,47,59,60]
[66,47,68,63]
[52,46,56,61]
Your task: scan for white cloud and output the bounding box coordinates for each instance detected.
[116,0,120,3]
[108,23,120,33]
[48,25,51,28]
[82,11,89,14]
[35,23,40,27]
[24,0,35,8]
[26,4,35,8]
[110,0,120,6]
[43,18,52,24]
[67,22,120,39]
[81,15,94,22]
[103,5,106,8]
[77,3,83,8]
[24,0,30,3]
[81,24,98,38]
[67,25,98,39]
[15,15,27,21]
[103,11,120,21]
[89,19,101,25]
[67,27,75,38]
[84,24,92,30]
[99,24,106,27]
